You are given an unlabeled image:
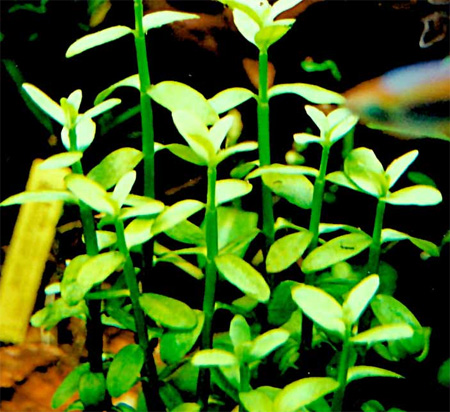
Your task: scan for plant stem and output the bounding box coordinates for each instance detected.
[239,363,251,412]
[257,49,275,249]
[331,335,352,412]
[368,199,386,275]
[198,165,219,409]
[115,219,164,411]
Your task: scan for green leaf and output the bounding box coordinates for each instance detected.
[384,185,442,206]
[328,111,358,143]
[0,190,76,206]
[326,171,361,192]
[229,314,252,350]
[164,144,207,166]
[255,21,293,50]
[51,363,90,408]
[268,281,299,326]
[22,83,65,125]
[160,311,204,364]
[232,8,260,46]
[343,274,379,325]
[66,26,133,57]
[293,132,321,146]
[266,231,313,273]
[381,228,439,257]
[305,105,328,135]
[112,171,136,208]
[269,0,304,20]
[156,251,204,280]
[216,179,252,206]
[65,174,117,215]
[139,293,197,330]
[249,329,289,360]
[171,403,201,412]
[385,150,418,189]
[87,148,144,190]
[240,390,274,412]
[148,81,218,125]
[165,219,205,246]
[120,199,165,221]
[192,349,238,367]
[347,366,403,383]
[273,377,339,412]
[269,83,346,104]
[437,358,450,387]
[124,218,154,248]
[291,284,345,337]
[215,141,258,164]
[344,148,387,197]
[95,75,140,105]
[67,89,82,111]
[79,371,106,406]
[208,88,256,115]
[83,98,121,119]
[407,171,436,188]
[151,199,205,237]
[302,232,372,273]
[31,299,88,329]
[60,254,91,304]
[106,344,144,397]
[38,152,83,170]
[247,164,319,179]
[210,115,234,152]
[262,172,314,209]
[215,254,270,303]
[351,324,414,344]
[142,10,199,32]
[60,116,97,152]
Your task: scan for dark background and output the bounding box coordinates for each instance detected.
[1,1,449,411]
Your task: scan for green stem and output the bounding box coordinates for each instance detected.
[307,144,331,264]
[239,363,251,412]
[115,219,164,411]
[367,199,386,275]
[198,165,219,409]
[341,128,354,160]
[331,335,352,412]
[257,49,275,248]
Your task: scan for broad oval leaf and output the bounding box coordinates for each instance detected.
[0,190,76,206]
[61,254,91,304]
[22,83,65,125]
[240,390,274,412]
[347,366,403,383]
[74,116,97,152]
[83,98,121,119]
[215,141,259,164]
[66,26,133,57]
[343,274,379,325]
[293,132,322,146]
[39,152,83,170]
[51,363,90,408]
[124,218,154,248]
[385,185,442,206]
[151,199,205,237]
[142,10,199,32]
[191,349,238,367]
[216,179,252,206]
[255,22,293,50]
[269,83,346,104]
[65,174,117,215]
[291,284,345,337]
[79,371,106,406]
[351,324,414,344]
[230,314,252,350]
[210,115,234,152]
[233,8,260,46]
[329,112,358,143]
[209,87,256,115]
[87,148,144,190]
[148,81,218,125]
[165,144,207,166]
[266,231,313,273]
[106,344,144,397]
[273,377,339,412]
[249,329,289,360]
[381,228,439,257]
[139,293,197,330]
[215,254,270,303]
[385,150,418,189]
[302,232,372,274]
[326,171,361,192]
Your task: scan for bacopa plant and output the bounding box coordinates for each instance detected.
[1,0,447,411]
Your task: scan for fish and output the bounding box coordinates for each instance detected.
[344,59,450,140]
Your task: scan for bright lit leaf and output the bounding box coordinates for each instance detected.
[249,329,289,360]
[215,141,259,164]
[192,349,238,367]
[230,314,252,350]
[79,371,105,406]
[343,274,379,325]
[216,179,252,206]
[0,190,76,206]
[142,10,199,32]
[22,83,65,125]
[83,98,121,119]
[240,390,274,412]
[95,74,140,104]
[38,152,83,170]
[293,132,321,145]
[385,150,418,189]
[233,8,260,46]
[305,105,328,135]
[347,366,403,383]
[351,324,414,344]
[269,83,346,104]
[384,185,442,206]
[210,115,234,152]
[255,22,293,50]
[164,144,207,166]
[209,88,256,115]
[51,364,90,408]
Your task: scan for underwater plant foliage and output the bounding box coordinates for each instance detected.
[0,1,449,411]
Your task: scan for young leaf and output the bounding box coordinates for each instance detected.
[385,150,418,189]
[347,366,403,383]
[79,371,106,406]
[142,10,199,32]
[119,200,165,221]
[273,377,339,412]
[268,83,346,104]
[267,281,300,326]
[305,105,328,135]
[164,144,207,166]
[210,115,234,152]
[38,152,83,170]
[326,171,361,192]
[66,26,133,57]
[302,232,372,274]
[0,190,76,206]
[74,116,97,152]
[249,329,289,360]
[255,22,293,50]
[124,218,154,249]
[87,148,144,190]
[232,8,260,46]
[160,311,205,364]
[106,344,144,397]
[291,284,345,337]
[328,112,358,143]
[67,89,82,111]
[148,81,218,125]
[61,254,91,304]
[208,88,256,115]
[83,98,121,119]
[230,314,252,350]
[215,254,270,303]
[22,83,65,125]
[351,324,414,345]
[293,132,322,146]
[31,299,88,329]
[266,231,313,273]
[381,228,439,257]
[191,349,238,367]
[215,141,259,164]
[51,363,90,408]
[95,74,140,105]
[112,171,136,208]
[384,185,442,206]
[65,174,117,215]
[171,403,201,412]
[165,219,205,246]
[151,199,205,237]
[216,179,252,206]
[343,274,379,325]
[139,293,197,330]
[240,390,274,412]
